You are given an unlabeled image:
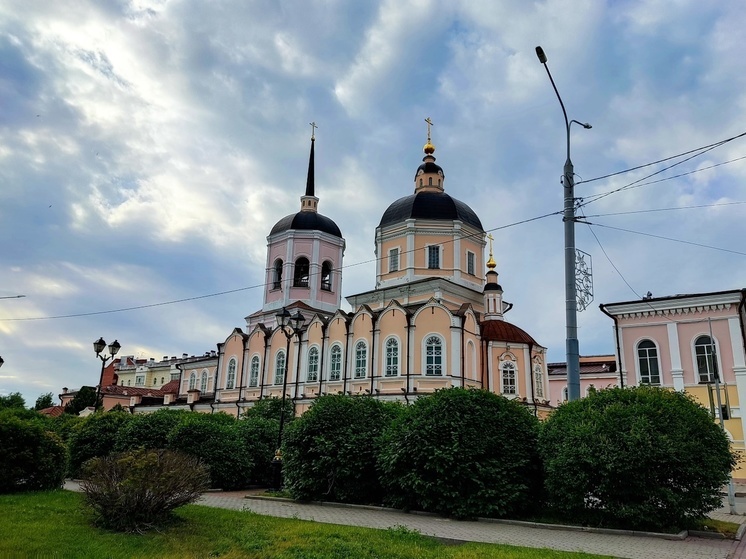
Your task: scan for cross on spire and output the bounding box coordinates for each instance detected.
[425,117,433,143]
[309,121,318,140]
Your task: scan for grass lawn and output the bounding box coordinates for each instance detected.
[0,490,612,559]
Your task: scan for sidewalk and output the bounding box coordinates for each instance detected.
[64,481,743,559]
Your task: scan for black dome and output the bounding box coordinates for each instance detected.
[414,160,444,179]
[379,191,483,231]
[270,212,342,238]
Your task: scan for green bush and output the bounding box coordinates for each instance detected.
[114,409,190,452]
[243,397,294,422]
[167,417,252,490]
[539,386,736,531]
[68,410,133,477]
[81,448,209,532]
[0,415,67,493]
[379,388,542,519]
[283,395,402,504]
[64,386,98,415]
[236,417,280,485]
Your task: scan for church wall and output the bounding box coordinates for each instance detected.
[264,328,297,400]
[411,305,455,392]
[348,311,374,394]
[243,329,267,401]
[219,333,245,401]
[375,306,409,393]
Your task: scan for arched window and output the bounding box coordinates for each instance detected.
[307,347,319,382]
[385,338,399,377]
[226,358,236,389]
[501,361,516,394]
[294,257,310,287]
[153,377,157,386]
[695,335,719,383]
[249,356,260,387]
[637,340,661,385]
[274,350,286,385]
[330,345,342,381]
[273,259,283,289]
[200,371,208,392]
[562,386,568,401]
[160,377,164,385]
[321,261,332,292]
[189,372,196,390]
[534,364,544,398]
[425,336,443,376]
[355,341,367,379]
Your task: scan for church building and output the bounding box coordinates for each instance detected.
[199,123,551,417]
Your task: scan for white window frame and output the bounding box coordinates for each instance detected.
[135,375,145,387]
[307,346,320,382]
[466,250,475,276]
[636,339,661,385]
[249,355,260,387]
[188,372,196,390]
[694,335,719,384]
[426,245,441,270]
[388,247,400,273]
[226,358,237,390]
[200,370,208,392]
[501,360,517,395]
[384,337,399,377]
[329,344,342,381]
[274,350,286,385]
[534,364,544,398]
[354,340,367,379]
[424,335,444,376]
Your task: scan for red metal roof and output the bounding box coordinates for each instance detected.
[479,320,537,345]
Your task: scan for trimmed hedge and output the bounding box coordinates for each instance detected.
[539,385,736,530]
[378,388,542,519]
[283,395,402,504]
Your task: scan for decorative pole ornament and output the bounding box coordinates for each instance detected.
[309,121,317,140]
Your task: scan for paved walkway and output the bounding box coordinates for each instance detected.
[65,481,746,559]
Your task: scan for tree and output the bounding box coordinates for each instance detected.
[243,396,295,422]
[379,388,542,519]
[64,386,98,415]
[539,385,736,531]
[283,394,403,504]
[68,410,133,477]
[0,392,26,410]
[34,392,55,411]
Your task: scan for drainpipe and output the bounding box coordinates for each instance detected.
[369,315,377,396]
[293,331,304,399]
[259,331,270,400]
[599,304,624,388]
[236,335,248,417]
[528,342,538,417]
[738,289,746,357]
[405,312,412,400]
[342,314,351,395]
[318,321,327,398]
[460,315,465,388]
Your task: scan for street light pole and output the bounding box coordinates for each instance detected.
[93,337,121,409]
[536,46,591,402]
[270,307,306,491]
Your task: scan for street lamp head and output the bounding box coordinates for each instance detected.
[109,339,121,357]
[276,307,291,329]
[0,356,4,369]
[93,337,106,356]
[291,310,306,332]
[582,123,592,129]
[535,46,547,64]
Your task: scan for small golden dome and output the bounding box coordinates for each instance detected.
[423,142,435,155]
[487,255,496,269]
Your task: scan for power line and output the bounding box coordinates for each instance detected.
[582,200,746,218]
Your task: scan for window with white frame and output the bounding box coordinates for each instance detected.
[307,347,319,382]
[501,361,516,394]
[200,371,208,392]
[355,341,367,379]
[534,364,544,398]
[425,336,443,376]
[637,340,661,384]
[135,375,145,386]
[695,335,719,383]
[467,251,475,276]
[189,372,196,390]
[388,248,399,273]
[385,337,399,376]
[249,356,259,387]
[562,386,568,401]
[226,358,237,389]
[274,351,286,385]
[330,344,342,381]
[427,245,440,269]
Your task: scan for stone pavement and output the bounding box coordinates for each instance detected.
[64,481,744,559]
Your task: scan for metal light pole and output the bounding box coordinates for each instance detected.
[536,46,591,402]
[93,337,121,409]
[270,307,306,491]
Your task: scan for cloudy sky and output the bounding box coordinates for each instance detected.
[1,0,745,407]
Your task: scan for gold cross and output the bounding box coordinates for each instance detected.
[425,117,433,143]
[487,233,494,256]
[310,121,318,140]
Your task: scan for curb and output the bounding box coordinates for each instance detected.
[244,495,686,540]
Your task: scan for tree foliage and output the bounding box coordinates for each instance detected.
[34,393,55,411]
[379,388,542,519]
[167,416,252,490]
[236,416,280,486]
[114,409,190,452]
[539,386,736,531]
[68,410,133,477]
[64,386,98,415]
[0,414,67,493]
[81,448,209,532]
[243,397,295,422]
[0,392,26,410]
[283,395,403,504]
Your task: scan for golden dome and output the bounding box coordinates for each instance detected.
[487,255,496,269]
[423,142,435,155]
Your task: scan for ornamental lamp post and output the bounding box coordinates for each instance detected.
[93,337,121,409]
[270,307,306,491]
[536,45,591,402]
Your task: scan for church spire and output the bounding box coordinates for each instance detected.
[483,233,504,321]
[301,122,319,213]
[414,116,445,193]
